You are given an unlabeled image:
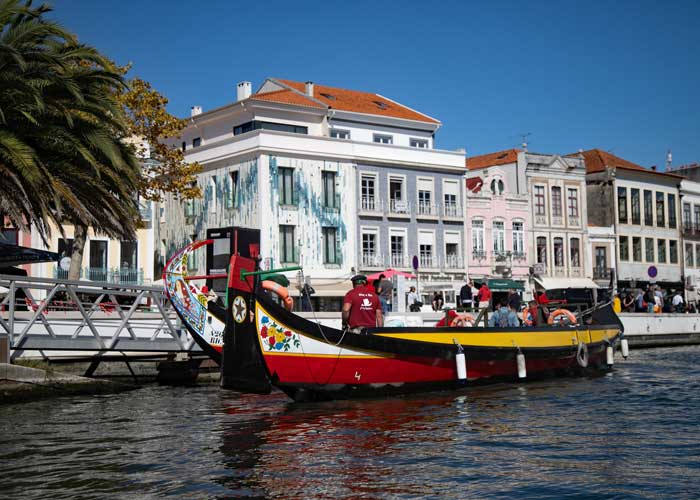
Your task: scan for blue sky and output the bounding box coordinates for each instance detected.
[52,0,699,168]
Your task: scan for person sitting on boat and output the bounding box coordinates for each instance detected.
[488,298,519,327]
[342,275,383,334]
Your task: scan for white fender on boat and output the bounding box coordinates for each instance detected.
[606,345,614,366]
[453,340,467,382]
[576,342,589,368]
[621,338,630,359]
[516,351,527,379]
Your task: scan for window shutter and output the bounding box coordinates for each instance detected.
[335,229,342,264]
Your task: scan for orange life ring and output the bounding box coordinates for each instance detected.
[547,308,578,326]
[450,313,475,327]
[262,280,294,311]
[520,310,533,326]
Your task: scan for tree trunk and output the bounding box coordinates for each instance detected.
[68,223,88,281]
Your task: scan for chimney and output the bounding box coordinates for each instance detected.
[650,165,657,171]
[305,81,314,96]
[237,81,252,101]
[190,106,202,117]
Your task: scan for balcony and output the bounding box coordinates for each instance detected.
[442,203,462,220]
[361,252,384,269]
[512,251,527,261]
[570,267,582,277]
[551,215,564,226]
[419,254,438,269]
[359,196,383,216]
[390,253,409,268]
[388,199,411,219]
[54,266,145,284]
[416,202,439,220]
[553,266,566,277]
[568,216,580,227]
[443,254,464,270]
[593,267,612,280]
[472,250,487,261]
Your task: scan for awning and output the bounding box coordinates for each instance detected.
[486,278,525,291]
[0,242,60,267]
[289,279,352,297]
[534,277,599,290]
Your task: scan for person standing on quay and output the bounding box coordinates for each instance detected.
[477,282,491,311]
[376,274,393,314]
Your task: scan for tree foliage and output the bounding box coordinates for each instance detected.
[116,76,201,202]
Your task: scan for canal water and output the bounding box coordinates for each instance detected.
[2,346,699,499]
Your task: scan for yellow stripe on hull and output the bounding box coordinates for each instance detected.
[375,328,620,348]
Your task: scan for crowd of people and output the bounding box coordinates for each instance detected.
[613,285,695,314]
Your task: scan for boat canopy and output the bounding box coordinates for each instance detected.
[486,278,525,291]
[534,277,599,290]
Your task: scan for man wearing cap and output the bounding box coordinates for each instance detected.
[342,275,383,333]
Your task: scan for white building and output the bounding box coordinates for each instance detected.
[164,78,466,309]
[679,179,700,303]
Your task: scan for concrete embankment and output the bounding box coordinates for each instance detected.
[619,313,700,347]
[0,363,136,405]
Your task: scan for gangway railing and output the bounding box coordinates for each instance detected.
[0,274,201,361]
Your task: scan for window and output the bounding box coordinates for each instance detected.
[553,237,564,266]
[490,179,504,195]
[595,247,607,270]
[322,227,338,264]
[417,178,433,215]
[234,120,308,136]
[227,171,239,209]
[644,190,653,226]
[419,244,433,267]
[696,244,700,268]
[645,237,654,262]
[330,129,350,140]
[58,238,74,258]
[619,236,629,261]
[279,225,297,263]
[120,241,138,269]
[684,202,692,230]
[694,205,700,231]
[410,138,428,148]
[630,188,640,224]
[512,222,524,256]
[657,239,666,263]
[278,167,295,205]
[537,236,547,264]
[444,192,458,216]
[373,134,393,144]
[389,176,406,212]
[534,186,545,216]
[472,220,484,256]
[181,141,186,152]
[570,238,581,267]
[668,194,677,229]
[493,221,505,255]
[567,188,579,218]
[617,187,627,223]
[669,240,678,264]
[551,187,562,217]
[686,243,694,268]
[89,240,108,281]
[208,177,217,213]
[445,243,459,266]
[656,192,665,227]
[321,171,337,209]
[192,137,201,148]
[391,234,404,266]
[362,232,377,257]
[632,237,642,262]
[373,100,389,110]
[361,174,376,210]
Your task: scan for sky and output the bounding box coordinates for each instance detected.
[51,0,700,169]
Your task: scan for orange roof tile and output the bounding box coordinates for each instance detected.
[466,149,521,170]
[271,79,439,124]
[575,149,682,178]
[249,89,324,109]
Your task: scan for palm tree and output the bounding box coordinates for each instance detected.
[0,0,140,279]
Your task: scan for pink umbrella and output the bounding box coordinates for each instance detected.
[366,269,417,281]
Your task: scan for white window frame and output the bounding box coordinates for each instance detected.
[416,177,435,215]
[389,227,408,267]
[373,133,393,144]
[512,220,525,255]
[492,220,505,255]
[410,137,429,148]
[443,230,461,267]
[534,184,547,216]
[471,219,485,256]
[418,229,436,267]
[360,226,380,258]
[330,128,350,140]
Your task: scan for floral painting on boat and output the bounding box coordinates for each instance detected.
[259,315,301,352]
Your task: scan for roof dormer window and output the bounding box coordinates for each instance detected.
[373,100,389,110]
[320,93,336,100]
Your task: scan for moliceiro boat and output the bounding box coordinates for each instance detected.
[164,241,626,402]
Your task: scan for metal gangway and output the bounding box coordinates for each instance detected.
[0,273,201,363]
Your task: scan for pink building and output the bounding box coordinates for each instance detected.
[465,150,531,292]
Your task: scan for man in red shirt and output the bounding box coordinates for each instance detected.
[342,275,383,333]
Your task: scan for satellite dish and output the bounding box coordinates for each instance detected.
[59,256,71,272]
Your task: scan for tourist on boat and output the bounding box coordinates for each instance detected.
[672,290,684,313]
[489,299,519,327]
[342,275,383,333]
[459,279,474,311]
[376,274,393,314]
[507,289,521,311]
[477,282,491,310]
[536,290,549,306]
[622,291,635,312]
[407,286,421,312]
[525,300,546,326]
[613,293,622,313]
